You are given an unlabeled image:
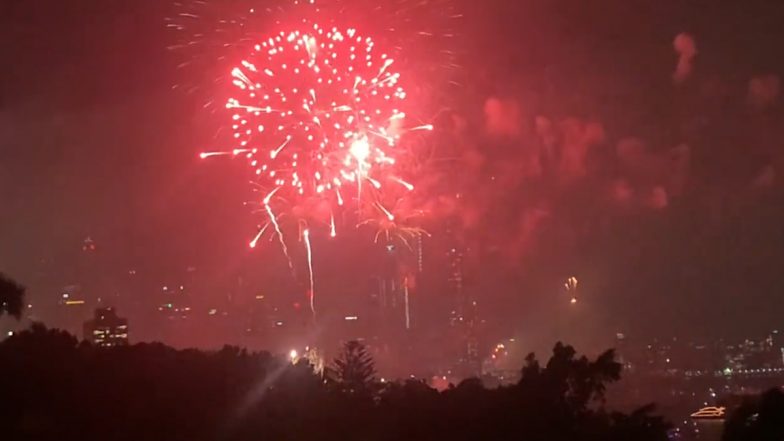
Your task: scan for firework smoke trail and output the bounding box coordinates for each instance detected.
[264,188,294,272]
[404,277,411,330]
[303,229,316,318]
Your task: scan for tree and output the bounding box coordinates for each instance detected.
[723,388,784,441]
[0,329,673,441]
[328,340,376,394]
[0,273,25,319]
[518,342,622,412]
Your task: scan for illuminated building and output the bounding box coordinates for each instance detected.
[446,246,478,327]
[447,247,464,327]
[769,330,784,366]
[157,283,192,320]
[445,243,481,377]
[83,307,129,347]
[723,336,782,371]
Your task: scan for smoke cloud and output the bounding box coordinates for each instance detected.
[748,74,780,109]
[484,97,523,137]
[673,33,697,83]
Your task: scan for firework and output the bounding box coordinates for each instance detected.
[199,15,434,233]
[187,1,446,318]
[565,276,578,304]
[215,23,412,205]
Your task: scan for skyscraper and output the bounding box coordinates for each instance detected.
[445,243,481,377]
[447,247,465,327]
[373,243,407,329]
[83,307,129,347]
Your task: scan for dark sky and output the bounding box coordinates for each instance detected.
[3,0,784,350]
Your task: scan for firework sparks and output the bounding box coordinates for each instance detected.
[565,276,578,304]
[358,195,429,250]
[212,22,412,209]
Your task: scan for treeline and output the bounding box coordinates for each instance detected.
[0,324,671,441]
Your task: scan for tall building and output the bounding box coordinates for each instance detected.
[769,330,784,366]
[369,243,413,332]
[445,243,481,377]
[447,247,465,327]
[157,282,192,321]
[83,307,129,347]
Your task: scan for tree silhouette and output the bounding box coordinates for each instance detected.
[0,273,25,319]
[723,388,784,441]
[328,340,376,394]
[518,342,622,413]
[0,328,672,441]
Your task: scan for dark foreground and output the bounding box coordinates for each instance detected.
[0,324,779,441]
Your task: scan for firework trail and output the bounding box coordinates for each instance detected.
[303,228,316,318]
[404,277,411,330]
[249,222,271,248]
[263,188,295,272]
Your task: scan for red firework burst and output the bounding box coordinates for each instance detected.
[201,21,429,226]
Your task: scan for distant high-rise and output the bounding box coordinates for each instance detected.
[445,243,481,377]
[366,241,419,337]
[83,307,129,347]
[769,330,784,366]
[157,283,192,321]
[447,247,464,327]
[447,246,476,328]
[374,244,407,329]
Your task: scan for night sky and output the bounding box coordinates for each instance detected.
[3,0,784,352]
